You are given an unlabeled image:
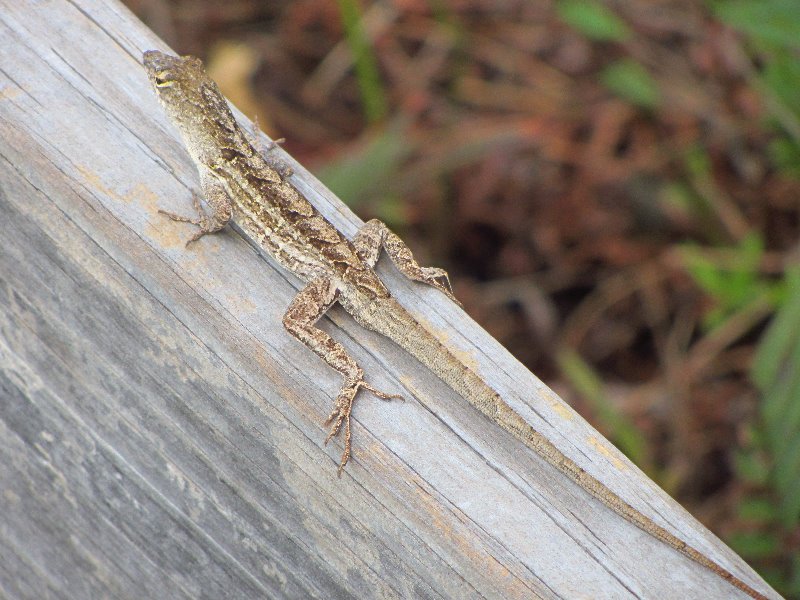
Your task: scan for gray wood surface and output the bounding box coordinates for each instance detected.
[0,1,778,599]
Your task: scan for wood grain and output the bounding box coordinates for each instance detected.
[0,1,777,598]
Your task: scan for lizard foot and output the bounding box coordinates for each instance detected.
[324,377,402,475]
[249,117,294,179]
[414,266,461,306]
[159,191,225,246]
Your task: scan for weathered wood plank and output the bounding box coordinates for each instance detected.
[0,1,777,598]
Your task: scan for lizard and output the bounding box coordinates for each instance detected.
[142,50,769,600]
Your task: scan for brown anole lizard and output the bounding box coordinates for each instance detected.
[143,50,768,600]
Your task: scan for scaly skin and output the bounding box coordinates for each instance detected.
[143,50,769,600]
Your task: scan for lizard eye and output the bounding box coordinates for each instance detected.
[153,73,172,87]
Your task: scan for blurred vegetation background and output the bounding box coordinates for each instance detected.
[126,0,800,595]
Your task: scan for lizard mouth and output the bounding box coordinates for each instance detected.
[142,50,168,72]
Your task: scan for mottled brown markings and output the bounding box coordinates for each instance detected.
[143,50,769,600]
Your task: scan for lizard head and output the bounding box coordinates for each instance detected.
[143,51,208,115]
[143,50,240,162]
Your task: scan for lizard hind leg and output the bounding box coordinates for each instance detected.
[282,277,402,474]
[352,219,461,306]
[324,378,401,474]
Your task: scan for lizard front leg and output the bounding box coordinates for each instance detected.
[352,219,460,305]
[249,116,294,179]
[282,277,402,473]
[159,173,233,245]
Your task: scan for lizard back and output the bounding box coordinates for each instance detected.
[144,50,388,295]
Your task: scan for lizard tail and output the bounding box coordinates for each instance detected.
[357,298,768,600]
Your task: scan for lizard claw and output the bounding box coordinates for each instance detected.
[416,267,462,307]
[159,191,226,246]
[324,378,402,475]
